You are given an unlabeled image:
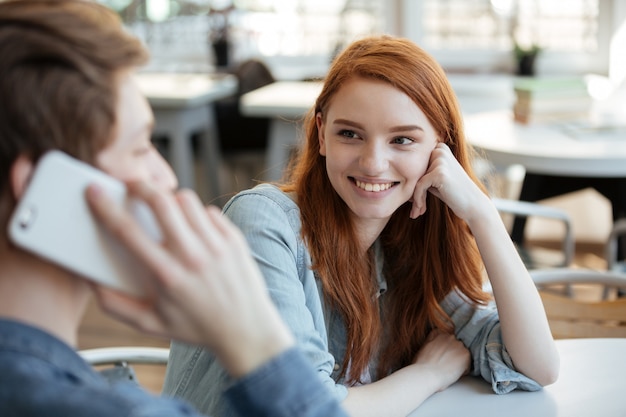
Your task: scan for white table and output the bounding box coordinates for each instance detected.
[465,110,626,178]
[136,72,237,199]
[240,81,322,181]
[409,338,626,417]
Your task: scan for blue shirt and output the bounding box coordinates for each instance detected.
[0,318,347,417]
[163,184,541,417]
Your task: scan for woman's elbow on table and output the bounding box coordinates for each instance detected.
[537,364,560,387]
[531,353,560,387]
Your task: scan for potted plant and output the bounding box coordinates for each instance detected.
[513,42,542,77]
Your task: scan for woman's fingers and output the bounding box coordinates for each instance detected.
[410,144,448,219]
[411,142,485,221]
[413,331,471,391]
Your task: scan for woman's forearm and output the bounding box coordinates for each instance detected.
[342,332,469,417]
[342,364,440,417]
[467,201,560,386]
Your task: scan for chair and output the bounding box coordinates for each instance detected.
[79,346,169,393]
[215,59,275,155]
[605,218,626,273]
[530,268,626,339]
[493,197,575,268]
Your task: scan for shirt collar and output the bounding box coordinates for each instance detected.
[0,318,102,384]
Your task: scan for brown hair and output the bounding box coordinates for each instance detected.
[0,0,148,243]
[283,35,491,382]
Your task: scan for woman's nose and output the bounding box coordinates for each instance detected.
[359,141,388,174]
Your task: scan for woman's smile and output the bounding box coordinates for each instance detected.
[352,178,397,193]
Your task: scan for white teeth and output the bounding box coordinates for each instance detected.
[355,180,393,192]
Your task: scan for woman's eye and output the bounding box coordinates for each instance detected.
[392,136,414,145]
[338,129,360,139]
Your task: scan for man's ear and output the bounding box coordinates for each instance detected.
[10,155,35,200]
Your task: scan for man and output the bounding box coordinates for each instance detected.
[0,1,347,416]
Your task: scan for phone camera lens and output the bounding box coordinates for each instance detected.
[18,207,37,230]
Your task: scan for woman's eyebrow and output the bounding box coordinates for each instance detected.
[389,125,424,133]
[333,118,364,129]
[333,119,424,133]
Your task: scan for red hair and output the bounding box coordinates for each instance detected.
[283,36,490,383]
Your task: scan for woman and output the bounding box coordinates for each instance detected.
[163,35,559,417]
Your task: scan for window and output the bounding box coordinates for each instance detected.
[98,0,386,77]
[99,0,625,80]
[402,0,625,77]
[422,0,599,52]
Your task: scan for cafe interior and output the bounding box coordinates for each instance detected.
[79,0,626,414]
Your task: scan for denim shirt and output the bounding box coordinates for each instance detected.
[0,318,347,417]
[163,184,541,417]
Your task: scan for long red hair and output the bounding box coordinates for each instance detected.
[283,35,491,383]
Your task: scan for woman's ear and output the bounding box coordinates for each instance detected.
[316,112,326,156]
[9,155,34,200]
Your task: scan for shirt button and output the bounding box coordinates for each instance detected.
[333,363,340,371]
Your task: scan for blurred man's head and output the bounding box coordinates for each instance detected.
[0,0,176,250]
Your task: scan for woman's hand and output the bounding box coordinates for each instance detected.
[410,143,489,223]
[85,180,294,377]
[413,331,470,392]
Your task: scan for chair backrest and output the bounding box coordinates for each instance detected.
[216,58,275,154]
[605,218,626,273]
[235,59,275,96]
[530,268,626,339]
[493,197,575,268]
[80,346,169,393]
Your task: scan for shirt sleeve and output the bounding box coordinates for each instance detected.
[441,290,542,394]
[225,347,349,417]
[223,188,347,400]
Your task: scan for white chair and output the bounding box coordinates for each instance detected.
[605,218,626,273]
[80,346,169,393]
[493,197,575,268]
[530,268,626,339]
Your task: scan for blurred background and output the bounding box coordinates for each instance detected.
[97,0,622,78]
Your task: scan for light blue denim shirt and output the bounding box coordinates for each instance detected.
[163,184,541,417]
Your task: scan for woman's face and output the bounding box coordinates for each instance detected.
[96,72,177,190]
[317,77,438,231]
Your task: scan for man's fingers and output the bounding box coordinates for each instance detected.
[125,182,207,268]
[176,190,225,252]
[94,287,164,337]
[85,183,180,288]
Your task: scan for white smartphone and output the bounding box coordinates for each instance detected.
[7,150,161,297]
